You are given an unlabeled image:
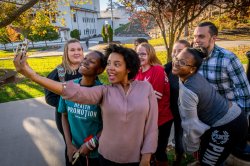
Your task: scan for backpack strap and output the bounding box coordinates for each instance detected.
[57,65,66,82]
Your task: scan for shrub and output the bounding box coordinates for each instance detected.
[70,29,80,40]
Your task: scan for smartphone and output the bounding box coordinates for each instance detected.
[14,38,29,55]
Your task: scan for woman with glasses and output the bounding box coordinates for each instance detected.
[172,47,248,165]
[135,43,173,166]
[164,40,190,166]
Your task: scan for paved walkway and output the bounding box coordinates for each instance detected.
[0,97,65,166]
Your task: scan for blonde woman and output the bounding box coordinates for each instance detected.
[45,38,84,165]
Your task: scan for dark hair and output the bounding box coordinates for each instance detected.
[186,47,208,70]
[198,22,218,36]
[104,44,140,80]
[92,50,107,69]
[176,40,191,47]
[134,38,148,45]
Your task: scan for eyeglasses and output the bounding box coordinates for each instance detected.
[137,52,147,57]
[172,57,194,67]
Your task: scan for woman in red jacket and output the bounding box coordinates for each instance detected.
[135,43,173,166]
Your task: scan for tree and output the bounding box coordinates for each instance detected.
[0,0,92,28]
[101,25,108,43]
[108,24,113,42]
[120,0,250,62]
[0,28,12,50]
[70,29,81,40]
[27,11,59,46]
[101,24,113,43]
[0,0,39,28]
[41,26,60,46]
[105,0,122,31]
[120,0,216,61]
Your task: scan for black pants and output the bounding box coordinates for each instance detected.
[55,109,70,166]
[171,108,184,155]
[155,120,173,161]
[199,111,248,166]
[99,154,139,166]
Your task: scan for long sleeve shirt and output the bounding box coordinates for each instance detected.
[198,45,250,114]
[135,65,173,126]
[62,80,158,163]
[44,68,81,108]
[179,73,241,153]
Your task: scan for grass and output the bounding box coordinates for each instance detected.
[167,147,195,165]
[218,34,250,41]
[0,56,109,103]
[226,45,250,64]
[0,50,14,58]
[123,38,167,47]
[0,56,62,103]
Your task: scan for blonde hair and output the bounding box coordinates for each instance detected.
[61,38,83,74]
[138,43,162,65]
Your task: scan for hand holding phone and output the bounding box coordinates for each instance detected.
[14,38,29,55]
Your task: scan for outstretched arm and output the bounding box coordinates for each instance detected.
[13,52,63,96]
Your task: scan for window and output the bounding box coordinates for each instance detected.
[73,14,76,22]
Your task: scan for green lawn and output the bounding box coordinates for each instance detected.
[0,56,109,103]
[0,56,61,103]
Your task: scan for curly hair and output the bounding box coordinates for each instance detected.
[104,44,140,80]
[92,50,107,69]
[185,47,208,71]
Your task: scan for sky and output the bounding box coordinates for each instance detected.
[100,0,109,10]
[99,0,118,11]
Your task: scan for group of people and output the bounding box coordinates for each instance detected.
[13,21,249,166]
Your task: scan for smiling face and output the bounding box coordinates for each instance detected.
[172,42,187,58]
[67,42,84,67]
[172,49,197,81]
[136,45,150,68]
[78,52,103,76]
[193,26,216,53]
[106,52,129,84]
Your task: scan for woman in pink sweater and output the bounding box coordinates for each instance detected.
[13,44,158,166]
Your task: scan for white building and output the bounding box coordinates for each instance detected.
[53,0,100,40]
[97,6,131,35]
